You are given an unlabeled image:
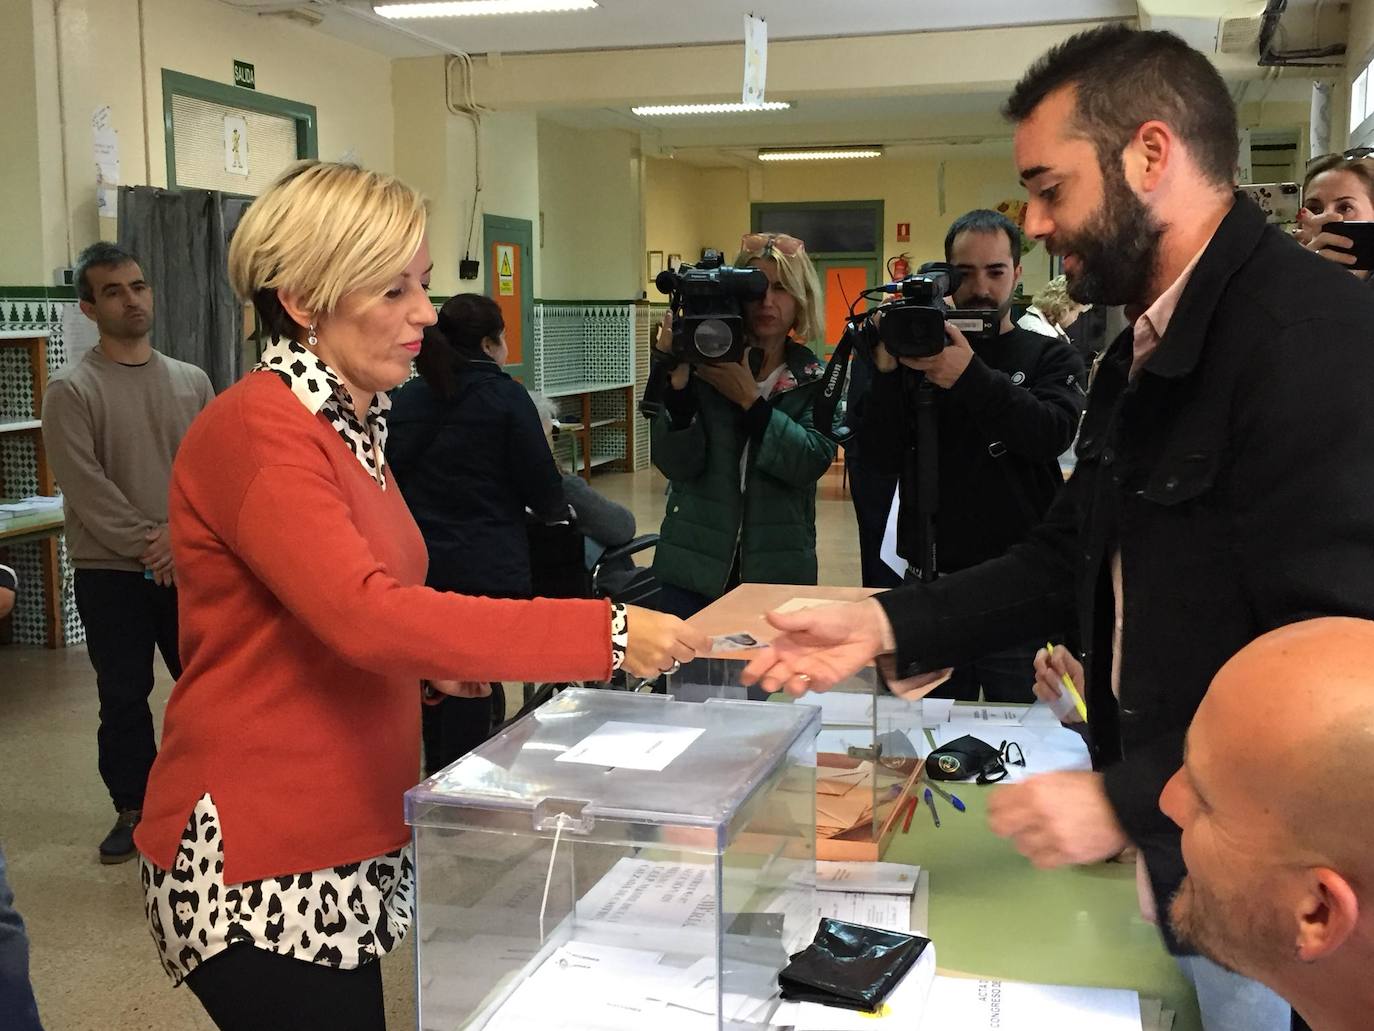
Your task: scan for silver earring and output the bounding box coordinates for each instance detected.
[307,323,318,347]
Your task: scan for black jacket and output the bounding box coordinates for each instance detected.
[875,194,1374,952]
[388,361,566,598]
[859,325,1085,574]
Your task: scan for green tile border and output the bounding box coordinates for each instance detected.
[0,286,76,300]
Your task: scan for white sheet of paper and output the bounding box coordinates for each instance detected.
[805,691,872,726]
[919,977,1143,1031]
[880,482,909,579]
[929,723,1091,781]
[556,721,704,771]
[576,857,717,931]
[920,698,956,726]
[817,891,911,933]
[816,861,920,896]
[776,942,936,1030]
[775,596,846,615]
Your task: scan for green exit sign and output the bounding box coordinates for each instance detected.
[233,60,255,90]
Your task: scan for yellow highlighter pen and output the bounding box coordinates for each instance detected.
[1046,642,1089,721]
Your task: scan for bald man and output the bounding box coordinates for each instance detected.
[1161,617,1374,1031]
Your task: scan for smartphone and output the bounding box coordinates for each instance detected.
[1238,181,1301,227]
[1326,221,1374,270]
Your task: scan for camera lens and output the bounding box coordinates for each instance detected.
[693,319,733,360]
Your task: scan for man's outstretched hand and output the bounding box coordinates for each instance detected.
[740,599,898,695]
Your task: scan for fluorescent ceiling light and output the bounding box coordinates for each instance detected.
[632,101,792,117]
[758,146,884,162]
[374,0,598,18]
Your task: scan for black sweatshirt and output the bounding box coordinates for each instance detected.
[857,325,1086,575]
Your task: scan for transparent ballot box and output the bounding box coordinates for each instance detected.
[405,688,819,1030]
[671,658,925,862]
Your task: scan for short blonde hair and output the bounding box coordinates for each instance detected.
[229,161,428,340]
[734,240,826,345]
[1033,275,1085,326]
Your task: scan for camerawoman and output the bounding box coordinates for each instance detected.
[645,233,838,618]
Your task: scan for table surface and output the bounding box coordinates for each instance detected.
[878,714,1202,1030]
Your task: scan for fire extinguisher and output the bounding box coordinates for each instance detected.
[888,253,911,282]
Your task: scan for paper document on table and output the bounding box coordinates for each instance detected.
[919,976,1143,1030]
[775,596,845,614]
[930,723,1091,781]
[774,940,936,1030]
[816,861,919,896]
[556,721,704,771]
[952,704,1026,724]
[806,691,872,726]
[576,857,717,931]
[481,941,706,1031]
[817,891,911,933]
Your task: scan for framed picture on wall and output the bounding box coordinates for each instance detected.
[668,253,682,271]
[648,251,664,279]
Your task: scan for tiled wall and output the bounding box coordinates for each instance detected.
[0,287,84,646]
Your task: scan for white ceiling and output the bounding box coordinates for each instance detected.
[230,0,1138,58]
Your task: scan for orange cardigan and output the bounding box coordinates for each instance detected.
[135,372,611,884]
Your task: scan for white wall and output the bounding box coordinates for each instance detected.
[7,0,395,282]
[537,119,644,300]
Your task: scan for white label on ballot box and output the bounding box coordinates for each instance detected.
[556,721,705,771]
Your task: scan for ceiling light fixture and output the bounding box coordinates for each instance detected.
[632,101,792,117]
[373,0,598,19]
[758,146,884,162]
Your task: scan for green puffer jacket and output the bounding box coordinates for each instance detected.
[650,341,838,599]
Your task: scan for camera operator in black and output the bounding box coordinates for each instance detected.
[857,209,1085,701]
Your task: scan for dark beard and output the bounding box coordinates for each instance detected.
[1055,160,1165,307]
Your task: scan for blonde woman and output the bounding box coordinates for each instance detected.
[1018,274,1089,343]
[132,162,705,1029]
[650,233,838,617]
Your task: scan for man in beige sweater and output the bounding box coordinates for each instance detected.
[41,242,213,864]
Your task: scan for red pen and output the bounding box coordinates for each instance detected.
[901,795,917,834]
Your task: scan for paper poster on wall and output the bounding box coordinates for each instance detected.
[224,115,250,177]
[93,105,120,217]
[497,244,515,296]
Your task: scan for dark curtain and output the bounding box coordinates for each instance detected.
[117,186,239,392]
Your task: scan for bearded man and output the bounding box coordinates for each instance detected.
[741,23,1374,1031]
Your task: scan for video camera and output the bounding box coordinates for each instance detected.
[653,251,769,367]
[639,251,770,419]
[876,261,998,358]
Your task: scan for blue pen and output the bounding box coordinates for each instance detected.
[923,787,941,828]
[922,776,966,813]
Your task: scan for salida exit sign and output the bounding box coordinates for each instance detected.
[233,60,256,90]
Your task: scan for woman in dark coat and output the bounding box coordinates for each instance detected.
[388,294,568,772]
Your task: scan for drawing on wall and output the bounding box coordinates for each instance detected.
[224,115,250,177]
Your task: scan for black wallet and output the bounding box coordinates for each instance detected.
[778,918,931,1012]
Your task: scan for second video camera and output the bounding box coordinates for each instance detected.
[655,251,768,366]
[878,261,998,358]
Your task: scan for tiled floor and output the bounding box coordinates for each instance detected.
[0,465,863,1029]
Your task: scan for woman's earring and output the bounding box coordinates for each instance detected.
[307,323,318,348]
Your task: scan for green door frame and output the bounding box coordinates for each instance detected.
[161,69,318,190]
[483,214,534,381]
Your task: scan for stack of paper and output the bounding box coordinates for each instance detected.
[0,495,62,516]
[816,761,877,838]
[917,976,1144,1031]
[816,860,919,896]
